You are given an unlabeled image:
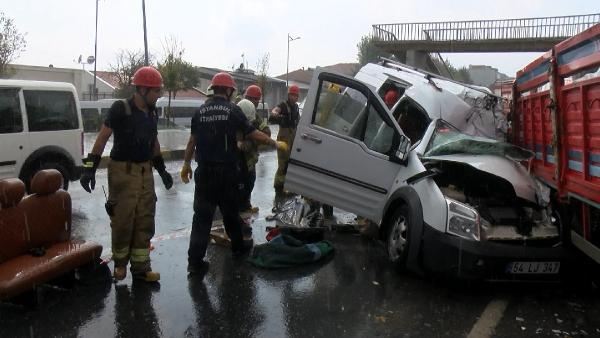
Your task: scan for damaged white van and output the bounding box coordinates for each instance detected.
[285,59,568,279]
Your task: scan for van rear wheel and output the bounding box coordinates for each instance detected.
[385,205,411,270]
[23,162,70,193]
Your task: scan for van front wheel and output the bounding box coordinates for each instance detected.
[385,205,411,270]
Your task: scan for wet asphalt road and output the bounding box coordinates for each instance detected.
[2,146,600,337]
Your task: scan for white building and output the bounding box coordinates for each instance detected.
[7,64,115,100]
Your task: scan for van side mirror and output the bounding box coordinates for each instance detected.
[391,135,411,164]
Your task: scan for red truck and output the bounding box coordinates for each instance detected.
[512,23,600,264]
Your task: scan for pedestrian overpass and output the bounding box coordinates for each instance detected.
[371,13,600,74]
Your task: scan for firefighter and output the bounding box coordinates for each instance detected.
[237,85,271,213]
[80,66,173,283]
[269,84,300,192]
[384,88,399,109]
[180,72,286,274]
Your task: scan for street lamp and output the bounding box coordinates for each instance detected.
[286,33,300,88]
[93,0,99,100]
[142,0,149,65]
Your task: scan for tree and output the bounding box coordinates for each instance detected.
[0,12,27,78]
[431,56,473,84]
[157,37,200,124]
[110,50,151,98]
[357,35,391,67]
[256,53,270,111]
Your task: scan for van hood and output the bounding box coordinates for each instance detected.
[423,154,538,203]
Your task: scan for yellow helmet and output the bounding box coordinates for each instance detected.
[237,99,256,121]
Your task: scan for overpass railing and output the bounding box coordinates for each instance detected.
[373,14,600,42]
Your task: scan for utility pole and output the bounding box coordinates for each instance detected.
[142,0,149,65]
[286,33,300,88]
[93,0,99,100]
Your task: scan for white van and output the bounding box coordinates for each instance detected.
[0,79,83,191]
[286,60,568,279]
[80,99,117,132]
[155,98,204,127]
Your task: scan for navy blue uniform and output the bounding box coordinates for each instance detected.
[188,97,256,264]
[105,99,157,162]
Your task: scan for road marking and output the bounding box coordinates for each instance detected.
[467,299,508,338]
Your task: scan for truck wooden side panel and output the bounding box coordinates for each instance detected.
[513,23,600,262]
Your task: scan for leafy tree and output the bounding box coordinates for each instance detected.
[431,56,473,84]
[357,35,391,67]
[256,53,270,109]
[157,37,200,124]
[0,12,26,78]
[110,50,152,98]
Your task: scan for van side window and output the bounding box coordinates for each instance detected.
[0,88,23,134]
[101,108,110,121]
[363,105,395,154]
[313,80,395,155]
[314,81,367,137]
[24,90,78,131]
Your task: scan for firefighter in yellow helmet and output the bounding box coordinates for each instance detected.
[237,85,271,214]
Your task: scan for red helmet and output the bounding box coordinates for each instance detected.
[132,66,163,88]
[245,85,262,99]
[211,72,236,89]
[288,85,300,95]
[384,89,399,107]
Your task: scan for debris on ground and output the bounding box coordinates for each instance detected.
[374,315,386,323]
[268,196,325,228]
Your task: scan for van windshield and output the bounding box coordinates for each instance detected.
[424,120,533,161]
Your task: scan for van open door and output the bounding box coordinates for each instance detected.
[285,69,410,222]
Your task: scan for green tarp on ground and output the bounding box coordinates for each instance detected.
[247,234,334,269]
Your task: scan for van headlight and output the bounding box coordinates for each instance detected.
[445,198,480,241]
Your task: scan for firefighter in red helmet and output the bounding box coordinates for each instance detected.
[269,85,301,194]
[80,66,173,283]
[180,72,286,274]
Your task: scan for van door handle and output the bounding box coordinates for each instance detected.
[301,133,322,144]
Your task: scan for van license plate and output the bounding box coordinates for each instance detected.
[507,262,560,274]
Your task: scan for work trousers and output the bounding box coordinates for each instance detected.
[239,166,256,211]
[107,160,156,273]
[188,163,244,265]
[274,127,295,191]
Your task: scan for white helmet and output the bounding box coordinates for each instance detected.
[237,99,256,121]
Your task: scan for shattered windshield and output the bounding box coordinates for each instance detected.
[424,120,534,161]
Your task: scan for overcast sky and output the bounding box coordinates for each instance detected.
[4,0,599,77]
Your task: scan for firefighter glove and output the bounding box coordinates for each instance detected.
[180,162,192,184]
[276,141,288,152]
[80,153,101,193]
[152,156,173,190]
[159,170,173,190]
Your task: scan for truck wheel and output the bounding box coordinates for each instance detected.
[385,205,411,270]
[23,161,70,193]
